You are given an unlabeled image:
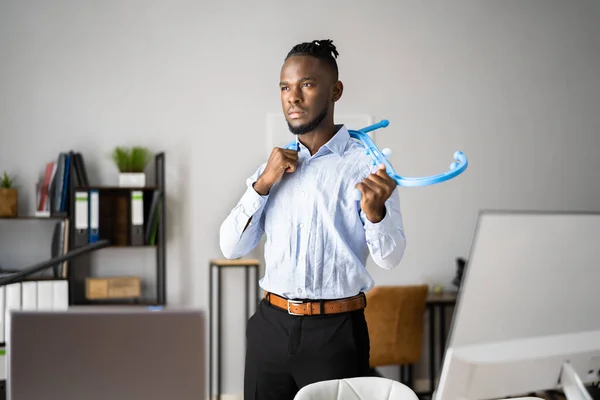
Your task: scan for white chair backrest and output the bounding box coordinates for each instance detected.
[293,377,419,400]
[294,377,546,400]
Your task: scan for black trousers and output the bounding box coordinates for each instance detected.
[244,296,371,400]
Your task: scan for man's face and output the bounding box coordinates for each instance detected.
[279,55,334,135]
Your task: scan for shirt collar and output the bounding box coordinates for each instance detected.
[295,125,349,157]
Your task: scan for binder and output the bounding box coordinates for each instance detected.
[145,190,162,244]
[5,283,21,342]
[130,190,144,246]
[69,151,89,187]
[89,189,99,243]
[74,190,89,247]
[52,280,69,310]
[60,153,71,212]
[36,281,54,310]
[52,153,66,214]
[21,281,38,310]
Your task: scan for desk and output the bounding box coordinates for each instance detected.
[421,292,458,397]
[427,292,458,394]
[208,259,260,400]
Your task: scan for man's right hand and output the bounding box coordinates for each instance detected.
[253,147,299,195]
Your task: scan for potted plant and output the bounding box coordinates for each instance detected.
[111,146,152,187]
[0,172,18,217]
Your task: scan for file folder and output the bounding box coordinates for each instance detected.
[89,189,99,243]
[130,190,144,246]
[21,281,38,310]
[74,190,89,247]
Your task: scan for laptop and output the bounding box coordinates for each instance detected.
[6,307,205,400]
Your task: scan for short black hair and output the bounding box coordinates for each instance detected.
[285,39,339,80]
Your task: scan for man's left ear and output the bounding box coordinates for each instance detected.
[332,81,343,102]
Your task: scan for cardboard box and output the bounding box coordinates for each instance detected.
[86,276,141,300]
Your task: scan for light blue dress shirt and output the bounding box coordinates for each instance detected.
[219,125,406,300]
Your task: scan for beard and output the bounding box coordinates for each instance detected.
[287,106,328,135]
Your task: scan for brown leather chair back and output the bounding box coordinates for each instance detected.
[364,285,429,367]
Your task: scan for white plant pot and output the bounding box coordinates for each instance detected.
[119,173,146,188]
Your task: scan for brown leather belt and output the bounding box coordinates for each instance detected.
[264,291,366,316]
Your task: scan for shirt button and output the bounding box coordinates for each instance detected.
[297,288,303,294]
[305,160,310,165]
[299,223,304,228]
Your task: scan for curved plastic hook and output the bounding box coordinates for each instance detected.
[349,119,468,199]
[349,120,468,187]
[283,119,468,200]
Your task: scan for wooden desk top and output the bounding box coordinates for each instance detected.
[209,259,260,267]
[427,291,458,305]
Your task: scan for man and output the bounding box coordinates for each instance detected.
[219,39,406,400]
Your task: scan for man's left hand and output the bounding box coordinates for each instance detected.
[355,164,397,223]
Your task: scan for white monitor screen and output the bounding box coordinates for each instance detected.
[436,211,600,400]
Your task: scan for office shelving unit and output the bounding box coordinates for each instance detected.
[66,152,166,306]
[3,151,167,306]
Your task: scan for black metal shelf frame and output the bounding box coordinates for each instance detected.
[65,152,167,306]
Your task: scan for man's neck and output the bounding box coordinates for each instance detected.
[298,122,339,156]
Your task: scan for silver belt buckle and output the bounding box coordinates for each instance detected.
[287,299,304,316]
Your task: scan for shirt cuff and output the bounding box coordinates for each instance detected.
[238,180,269,217]
[363,206,396,239]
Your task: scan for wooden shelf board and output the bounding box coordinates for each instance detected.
[107,244,158,249]
[76,186,159,191]
[210,258,260,266]
[76,300,161,307]
[0,216,67,220]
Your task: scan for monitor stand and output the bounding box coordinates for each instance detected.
[561,362,594,400]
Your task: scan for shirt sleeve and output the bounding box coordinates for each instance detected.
[219,164,269,259]
[360,186,407,270]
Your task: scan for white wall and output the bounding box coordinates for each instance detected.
[1,0,599,396]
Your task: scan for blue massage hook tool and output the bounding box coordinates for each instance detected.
[286,119,468,200]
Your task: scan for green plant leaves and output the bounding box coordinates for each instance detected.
[0,172,15,188]
[111,146,152,173]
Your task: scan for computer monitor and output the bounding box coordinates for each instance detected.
[435,210,600,400]
[6,307,205,400]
